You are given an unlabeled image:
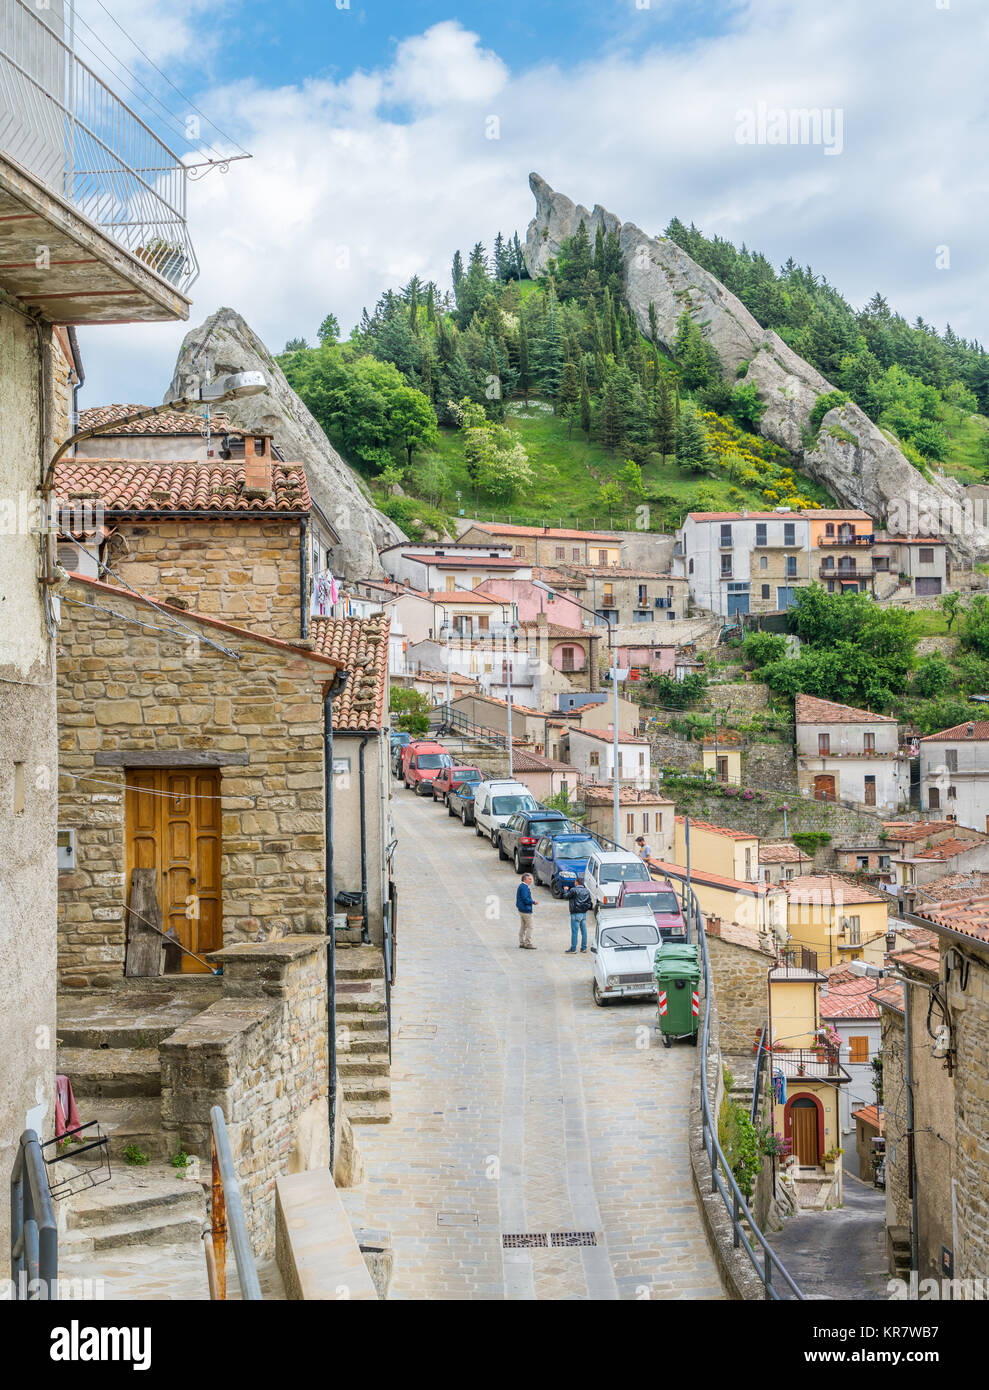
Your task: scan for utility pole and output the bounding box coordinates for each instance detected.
[506,624,514,778]
[611,624,621,845]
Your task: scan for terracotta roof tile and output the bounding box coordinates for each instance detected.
[914,871,989,902]
[913,838,983,861]
[78,405,240,436]
[819,976,881,1020]
[519,620,598,639]
[795,693,897,725]
[686,509,870,522]
[921,720,989,742]
[571,727,649,745]
[674,816,756,841]
[914,893,989,947]
[467,522,620,542]
[870,983,905,1013]
[310,616,390,730]
[509,750,578,773]
[54,460,310,515]
[888,945,940,976]
[852,1104,884,1132]
[783,873,888,905]
[582,782,673,806]
[882,820,957,842]
[759,843,812,864]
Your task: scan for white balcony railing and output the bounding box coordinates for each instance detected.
[0,0,198,292]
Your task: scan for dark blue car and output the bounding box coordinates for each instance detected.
[447,781,477,826]
[531,832,599,897]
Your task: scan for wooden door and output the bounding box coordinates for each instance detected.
[864,776,877,806]
[790,1101,820,1166]
[125,768,222,973]
[814,774,836,802]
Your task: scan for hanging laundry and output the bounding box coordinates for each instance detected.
[55,1074,82,1139]
[772,1068,786,1106]
[311,571,335,617]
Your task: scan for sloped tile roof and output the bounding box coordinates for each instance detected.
[913,893,989,948]
[571,726,649,745]
[509,750,578,773]
[783,873,888,905]
[870,983,905,1014]
[79,405,240,436]
[519,620,597,639]
[914,872,989,902]
[759,843,812,864]
[882,820,957,842]
[888,944,940,977]
[795,693,897,725]
[674,815,756,841]
[468,522,619,542]
[582,782,673,806]
[852,1104,884,1133]
[54,460,310,515]
[310,616,391,730]
[913,838,984,861]
[921,720,989,741]
[819,976,880,1021]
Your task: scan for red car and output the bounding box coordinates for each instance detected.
[431,765,484,803]
[401,741,452,795]
[616,879,687,940]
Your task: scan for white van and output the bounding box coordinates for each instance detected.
[584,849,651,910]
[473,780,538,847]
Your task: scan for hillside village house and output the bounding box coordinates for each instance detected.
[674,817,761,883]
[448,692,555,749]
[832,842,895,882]
[768,955,848,1187]
[519,617,602,698]
[431,590,513,638]
[378,541,530,593]
[872,534,949,597]
[758,842,814,884]
[818,968,882,1170]
[0,0,200,1236]
[566,726,651,787]
[410,635,541,705]
[650,857,786,942]
[507,750,581,804]
[795,693,909,812]
[784,875,891,967]
[583,786,675,857]
[919,720,989,830]
[475,572,585,629]
[701,730,744,785]
[459,521,621,567]
[562,566,690,627]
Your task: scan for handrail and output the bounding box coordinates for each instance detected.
[751,1023,768,1126]
[9,1130,57,1299]
[691,890,804,1300]
[205,1107,261,1300]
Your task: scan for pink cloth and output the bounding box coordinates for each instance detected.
[54,1074,82,1139]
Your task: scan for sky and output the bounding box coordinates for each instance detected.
[69,0,989,406]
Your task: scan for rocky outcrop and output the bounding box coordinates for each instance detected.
[165,308,405,577]
[524,174,985,561]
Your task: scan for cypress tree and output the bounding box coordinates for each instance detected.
[653,371,676,459]
[518,317,532,406]
[580,363,591,441]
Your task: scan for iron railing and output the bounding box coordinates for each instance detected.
[692,889,804,1300]
[9,1129,57,1300]
[204,1107,262,1300]
[0,0,198,292]
[751,1022,768,1125]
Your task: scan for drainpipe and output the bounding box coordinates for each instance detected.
[358,733,371,945]
[903,979,919,1281]
[300,517,309,640]
[68,325,84,446]
[323,669,349,1170]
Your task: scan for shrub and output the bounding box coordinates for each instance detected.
[809,390,850,432]
[742,631,787,670]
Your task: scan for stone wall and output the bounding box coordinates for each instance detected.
[944,941,989,1284]
[881,1009,910,1259]
[56,579,329,988]
[703,681,772,714]
[706,928,773,1056]
[109,518,305,641]
[655,779,885,845]
[159,938,339,1259]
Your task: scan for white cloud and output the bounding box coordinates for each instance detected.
[77,0,989,406]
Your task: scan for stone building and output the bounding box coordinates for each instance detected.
[919,719,989,831]
[56,574,342,987]
[795,694,909,813]
[458,520,620,567]
[582,784,674,857]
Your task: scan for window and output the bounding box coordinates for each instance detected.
[784,522,795,546]
[572,547,580,561]
[478,616,490,632]
[761,584,770,600]
[948,785,957,800]
[919,548,934,564]
[445,575,456,591]
[688,559,694,575]
[556,546,565,560]
[667,610,675,620]
[639,751,646,768]
[561,646,576,672]
[845,915,861,945]
[929,786,940,809]
[514,545,525,557]
[864,732,875,752]
[657,812,663,831]
[603,584,614,607]
[744,848,752,878]
[638,584,648,606]
[878,855,890,870]
[818,733,830,754]
[825,523,835,537]
[590,751,600,768]
[945,749,958,772]
[597,550,608,566]
[667,586,674,601]
[822,555,834,570]
[786,555,797,578]
[760,555,768,570]
[720,524,733,548]
[857,856,870,870]
[626,813,635,834]
[827,580,835,593]
[849,1036,869,1064]
[755,523,767,546]
[720,553,732,577]
[642,813,650,833]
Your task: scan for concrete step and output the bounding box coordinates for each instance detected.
[340,1028,389,1058]
[336,988,387,1018]
[85,1097,169,1160]
[345,1099,392,1125]
[338,1058,390,1078]
[337,1011,386,1033]
[58,1047,161,1099]
[64,1210,205,1254]
[67,1171,204,1232]
[336,947,385,982]
[342,1076,391,1104]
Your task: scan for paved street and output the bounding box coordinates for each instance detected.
[766,1171,889,1300]
[338,787,723,1300]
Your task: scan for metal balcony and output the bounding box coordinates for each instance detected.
[0,0,198,293]
[817,534,875,547]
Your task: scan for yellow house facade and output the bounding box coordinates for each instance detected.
[784,874,890,968]
[649,858,786,941]
[701,745,743,785]
[674,817,760,882]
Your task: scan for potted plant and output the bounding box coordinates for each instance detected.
[822,1146,843,1171]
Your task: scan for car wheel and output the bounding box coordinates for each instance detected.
[550,878,562,899]
[490,828,498,849]
[514,850,522,874]
[462,808,469,826]
[592,980,609,1008]
[447,801,454,817]
[475,822,483,837]
[497,836,508,861]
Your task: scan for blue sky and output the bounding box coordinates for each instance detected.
[72,0,989,405]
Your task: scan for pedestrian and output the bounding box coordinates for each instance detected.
[516,873,537,949]
[564,880,593,954]
[635,835,652,861]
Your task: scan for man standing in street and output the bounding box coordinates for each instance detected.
[516,873,537,949]
[635,835,652,861]
[564,880,593,954]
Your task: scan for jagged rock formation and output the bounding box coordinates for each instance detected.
[165,308,405,576]
[525,174,985,561]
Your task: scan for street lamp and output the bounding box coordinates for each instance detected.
[533,578,624,845]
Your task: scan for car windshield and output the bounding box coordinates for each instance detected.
[492,795,536,815]
[556,839,595,859]
[527,819,568,838]
[452,769,481,782]
[627,890,681,914]
[600,924,661,948]
[416,755,447,769]
[600,862,651,883]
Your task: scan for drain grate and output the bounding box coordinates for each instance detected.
[550,1231,597,1247]
[502,1233,548,1248]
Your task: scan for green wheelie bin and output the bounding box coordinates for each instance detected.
[654,943,701,1047]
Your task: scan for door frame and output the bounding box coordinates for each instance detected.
[813,773,837,802]
[783,1092,826,1165]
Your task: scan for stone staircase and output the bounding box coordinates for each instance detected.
[336,946,392,1125]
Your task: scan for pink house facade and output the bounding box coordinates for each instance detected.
[477,576,584,630]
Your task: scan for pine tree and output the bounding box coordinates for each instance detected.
[558,360,581,437]
[675,405,713,474]
[648,301,659,345]
[580,363,591,441]
[518,317,532,406]
[653,371,676,459]
[593,223,605,274]
[493,232,508,283]
[452,250,465,297]
[598,377,624,453]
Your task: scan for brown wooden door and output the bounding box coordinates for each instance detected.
[126,768,222,973]
[790,1101,820,1166]
[864,776,877,806]
[814,774,836,802]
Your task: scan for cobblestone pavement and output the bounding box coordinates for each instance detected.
[338,788,723,1301]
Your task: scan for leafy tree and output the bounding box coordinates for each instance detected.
[912,654,953,699]
[447,396,533,502]
[939,591,962,632]
[643,671,707,708]
[390,686,431,737]
[730,382,766,431]
[742,631,787,669]
[283,337,308,353]
[616,459,645,503]
[598,482,623,512]
[960,595,989,659]
[317,314,340,346]
[809,390,850,432]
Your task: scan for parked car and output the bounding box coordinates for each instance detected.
[447,782,477,826]
[473,780,538,845]
[590,906,663,1007]
[401,741,452,795]
[615,879,687,941]
[584,849,652,911]
[431,764,484,804]
[497,809,572,872]
[390,730,412,777]
[531,832,599,896]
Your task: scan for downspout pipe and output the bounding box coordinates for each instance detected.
[300,516,309,640]
[323,669,349,1171]
[358,733,371,945]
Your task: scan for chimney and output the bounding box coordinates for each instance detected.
[244,434,272,495]
[967,723,975,738]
